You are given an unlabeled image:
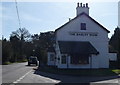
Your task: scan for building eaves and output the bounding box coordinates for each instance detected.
[55,12,110,33]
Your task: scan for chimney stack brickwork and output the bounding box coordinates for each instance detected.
[76,2,89,16]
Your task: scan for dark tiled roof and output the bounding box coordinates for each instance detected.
[58,41,99,55]
[55,12,110,33]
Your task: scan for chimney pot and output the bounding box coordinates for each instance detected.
[80,3,82,7]
[86,3,88,7]
[77,2,79,7]
[83,4,85,7]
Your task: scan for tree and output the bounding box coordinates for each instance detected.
[10,28,31,61]
[23,41,34,59]
[39,31,55,64]
[2,38,13,64]
[11,28,31,41]
[109,27,120,51]
[109,27,120,68]
[10,35,20,62]
[31,31,55,65]
[2,29,55,64]
[39,31,55,49]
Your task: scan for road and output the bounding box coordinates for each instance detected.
[2,62,36,84]
[2,62,120,85]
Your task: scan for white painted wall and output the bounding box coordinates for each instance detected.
[47,52,55,66]
[91,55,99,68]
[109,53,117,61]
[55,41,61,66]
[56,14,109,68]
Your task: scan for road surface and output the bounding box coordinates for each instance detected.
[2,62,120,85]
[2,62,36,84]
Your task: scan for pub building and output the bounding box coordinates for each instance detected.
[47,3,117,69]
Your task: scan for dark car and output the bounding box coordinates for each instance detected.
[28,56,38,66]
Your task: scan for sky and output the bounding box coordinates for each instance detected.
[1,0,120,39]
[118,1,120,27]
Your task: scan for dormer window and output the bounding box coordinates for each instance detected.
[81,23,86,30]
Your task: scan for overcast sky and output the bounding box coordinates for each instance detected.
[1,0,119,39]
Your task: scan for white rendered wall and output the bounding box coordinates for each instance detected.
[47,52,55,66]
[56,14,109,68]
[109,53,117,61]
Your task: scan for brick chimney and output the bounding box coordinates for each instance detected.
[76,3,89,16]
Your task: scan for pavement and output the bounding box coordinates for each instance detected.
[19,69,120,84]
[1,62,120,85]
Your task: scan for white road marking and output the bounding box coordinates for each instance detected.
[12,69,60,83]
[13,70,32,84]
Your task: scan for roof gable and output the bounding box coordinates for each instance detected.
[55,12,110,33]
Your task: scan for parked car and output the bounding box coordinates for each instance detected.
[28,56,38,66]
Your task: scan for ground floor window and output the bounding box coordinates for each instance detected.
[71,54,89,64]
[61,55,66,64]
[50,54,55,61]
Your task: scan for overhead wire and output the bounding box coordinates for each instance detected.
[15,0,21,29]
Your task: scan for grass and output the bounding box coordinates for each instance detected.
[16,59,28,63]
[112,69,120,74]
[38,66,119,76]
[3,59,28,65]
[3,61,12,65]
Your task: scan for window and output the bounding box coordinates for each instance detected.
[50,54,55,61]
[81,23,86,30]
[71,55,89,64]
[61,55,66,64]
[78,56,89,64]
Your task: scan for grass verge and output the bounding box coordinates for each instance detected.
[112,69,120,74]
[3,59,28,65]
[3,61,12,65]
[16,59,28,63]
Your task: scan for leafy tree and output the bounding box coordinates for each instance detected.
[2,38,13,64]
[39,31,55,49]
[2,29,55,65]
[31,31,55,65]
[109,27,120,68]
[10,35,20,62]
[23,41,34,59]
[11,28,31,41]
[39,31,55,64]
[10,28,31,61]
